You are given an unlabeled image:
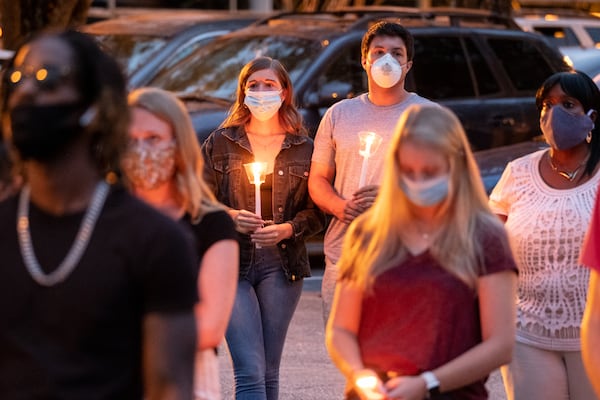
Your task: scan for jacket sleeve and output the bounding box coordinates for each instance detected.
[201,131,219,196]
[286,192,327,242]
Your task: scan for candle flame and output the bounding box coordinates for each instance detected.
[358,131,382,158]
[355,375,378,390]
[244,162,268,185]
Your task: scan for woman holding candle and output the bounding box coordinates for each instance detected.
[202,56,326,400]
[326,104,517,400]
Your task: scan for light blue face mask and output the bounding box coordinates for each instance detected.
[244,89,283,121]
[400,174,450,207]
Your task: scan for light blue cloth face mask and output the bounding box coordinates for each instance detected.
[400,174,450,207]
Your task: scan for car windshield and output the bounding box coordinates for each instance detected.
[147,34,322,101]
[94,34,167,76]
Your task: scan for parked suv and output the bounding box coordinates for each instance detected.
[514,9,600,51]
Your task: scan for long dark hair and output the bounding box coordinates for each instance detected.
[536,70,600,177]
[220,56,306,136]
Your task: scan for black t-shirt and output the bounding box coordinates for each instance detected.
[180,209,237,263]
[260,173,273,221]
[0,185,198,399]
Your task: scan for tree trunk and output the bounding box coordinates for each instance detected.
[0,0,92,50]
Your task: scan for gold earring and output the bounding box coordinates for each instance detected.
[586,131,592,144]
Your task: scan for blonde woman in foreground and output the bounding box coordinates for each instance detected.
[326,104,517,400]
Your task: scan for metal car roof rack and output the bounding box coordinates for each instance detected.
[256,6,520,30]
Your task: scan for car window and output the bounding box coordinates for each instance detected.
[94,34,166,76]
[487,37,556,92]
[311,42,366,106]
[532,27,580,47]
[161,36,219,71]
[464,38,500,95]
[585,27,600,47]
[410,36,475,100]
[148,35,321,100]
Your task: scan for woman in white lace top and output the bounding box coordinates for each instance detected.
[489,71,600,400]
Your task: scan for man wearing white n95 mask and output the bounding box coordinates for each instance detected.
[308,21,436,323]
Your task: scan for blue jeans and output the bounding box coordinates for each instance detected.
[225,246,303,400]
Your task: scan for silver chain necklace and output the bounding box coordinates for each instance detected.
[17,181,110,286]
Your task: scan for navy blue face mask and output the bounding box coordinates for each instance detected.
[540,106,595,150]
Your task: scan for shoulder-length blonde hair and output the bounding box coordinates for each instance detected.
[127,87,223,221]
[220,56,306,136]
[339,104,508,290]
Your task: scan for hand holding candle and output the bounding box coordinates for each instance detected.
[353,369,387,400]
[358,131,383,188]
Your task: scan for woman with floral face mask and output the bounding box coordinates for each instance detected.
[489,71,600,400]
[202,57,326,400]
[326,104,517,400]
[122,87,239,400]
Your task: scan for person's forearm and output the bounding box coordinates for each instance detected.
[196,240,238,349]
[143,313,196,400]
[582,271,600,397]
[325,326,365,380]
[431,333,513,393]
[308,176,346,220]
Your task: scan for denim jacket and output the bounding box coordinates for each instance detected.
[202,126,326,281]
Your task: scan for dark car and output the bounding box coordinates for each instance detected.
[147,7,569,158]
[81,9,267,88]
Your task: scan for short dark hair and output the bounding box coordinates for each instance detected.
[536,70,600,178]
[1,29,129,177]
[361,21,414,61]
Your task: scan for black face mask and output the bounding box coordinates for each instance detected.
[8,102,90,162]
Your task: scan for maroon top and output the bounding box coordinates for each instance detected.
[357,227,517,399]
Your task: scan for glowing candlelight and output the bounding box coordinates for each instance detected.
[358,131,383,188]
[354,373,385,399]
[243,162,268,216]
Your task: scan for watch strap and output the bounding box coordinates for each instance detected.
[420,371,441,398]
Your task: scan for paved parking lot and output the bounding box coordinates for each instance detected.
[217,270,508,399]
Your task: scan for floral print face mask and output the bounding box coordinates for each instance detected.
[122,140,176,190]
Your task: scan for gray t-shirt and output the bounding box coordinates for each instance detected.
[312,92,434,264]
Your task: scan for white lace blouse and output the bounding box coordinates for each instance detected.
[489,149,600,351]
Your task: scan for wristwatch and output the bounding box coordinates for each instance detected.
[420,371,441,398]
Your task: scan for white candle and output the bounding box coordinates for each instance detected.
[243,161,268,248]
[254,183,261,217]
[358,131,382,188]
[358,136,374,188]
[246,161,268,216]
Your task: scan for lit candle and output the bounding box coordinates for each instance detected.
[243,161,268,248]
[354,372,386,399]
[244,161,268,216]
[358,131,383,188]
